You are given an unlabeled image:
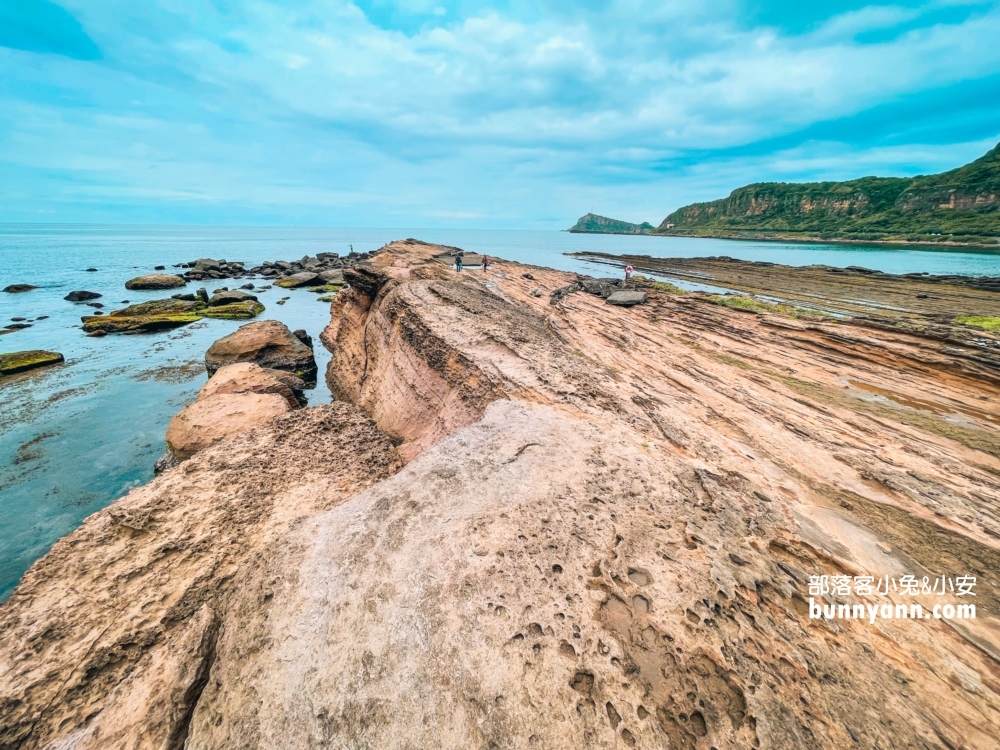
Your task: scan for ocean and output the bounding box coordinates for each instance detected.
[2,224,999,599]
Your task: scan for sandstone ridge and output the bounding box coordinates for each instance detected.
[1,239,999,749]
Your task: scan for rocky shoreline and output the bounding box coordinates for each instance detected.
[2,239,999,748]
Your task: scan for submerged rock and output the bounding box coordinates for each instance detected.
[3,284,37,293]
[64,290,102,302]
[124,274,187,291]
[204,320,317,383]
[0,350,64,375]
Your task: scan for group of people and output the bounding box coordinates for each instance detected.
[453,251,488,272]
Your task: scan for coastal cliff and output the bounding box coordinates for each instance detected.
[658,142,1000,245]
[1,240,999,748]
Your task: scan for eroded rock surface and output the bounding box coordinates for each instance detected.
[2,239,1000,749]
[205,319,317,383]
[0,406,401,750]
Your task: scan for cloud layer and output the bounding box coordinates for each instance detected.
[1,0,999,226]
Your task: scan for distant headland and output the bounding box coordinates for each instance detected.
[572,142,1000,248]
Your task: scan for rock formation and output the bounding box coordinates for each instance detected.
[125,273,188,290]
[0,350,64,376]
[1,239,999,749]
[81,298,264,334]
[204,319,317,383]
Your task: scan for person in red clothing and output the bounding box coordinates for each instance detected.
[625,265,634,280]
[481,254,489,271]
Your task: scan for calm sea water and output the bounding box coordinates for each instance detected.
[2,224,999,599]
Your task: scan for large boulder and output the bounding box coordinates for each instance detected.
[0,350,64,375]
[274,272,323,288]
[165,392,291,460]
[193,258,222,272]
[199,300,265,320]
[209,290,257,306]
[198,362,306,408]
[125,274,187,291]
[3,284,37,293]
[82,299,202,334]
[64,291,102,302]
[204,320,317,383]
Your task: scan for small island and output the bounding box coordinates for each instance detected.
[567,212,654,235]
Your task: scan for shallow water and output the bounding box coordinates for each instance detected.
[2,224,999,599]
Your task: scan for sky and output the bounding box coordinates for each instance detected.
[1,0,999,228]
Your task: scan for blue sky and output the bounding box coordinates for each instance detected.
[1,0,999,228]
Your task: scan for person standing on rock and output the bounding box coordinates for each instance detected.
[481,255,489,271]
[625,265,634,281]
[455,251,464,272]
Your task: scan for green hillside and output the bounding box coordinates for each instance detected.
[569,213,654,234]
[658,143,1000,245]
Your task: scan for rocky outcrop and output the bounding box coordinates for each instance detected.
[2,240,1000,749]
[63,291,102,302]
[165,363,309,461]
[204,320,317,383]
[605,290,647,306]
[0,351,64,375]
[198,362,306,407]
[2,284,36,293]
[0,405,401,750]
[166,392,291,461]
[81,298,264,334]
[125,274,188,290]
[274,272,322,288]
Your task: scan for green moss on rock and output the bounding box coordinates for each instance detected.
[0,350,65,375]
[201,301,265,320]
[954,315,1000,331]
[82,314,203,333]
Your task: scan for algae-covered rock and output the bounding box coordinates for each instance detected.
[0,350,64,375]
[125,274,187,290]
[201,301,265,320]
[81,297,263,333]
[82,313,202,334]
[275,272,322,288]
[3,284,37,293]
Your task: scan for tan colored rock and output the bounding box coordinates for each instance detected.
[198,362,303,408]
[204,319,316,382]
[44,606,219,750]
[0,405,401,750]
[4,240,1000,749]
[165,392,290,460]
[124,274,187,290]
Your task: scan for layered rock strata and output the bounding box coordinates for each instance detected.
[1,239,999,749]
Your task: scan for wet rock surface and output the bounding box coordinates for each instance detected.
[81,298,264,334]
[63,290,102,302]
[3,284,37,294]
[0,350,64,375]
